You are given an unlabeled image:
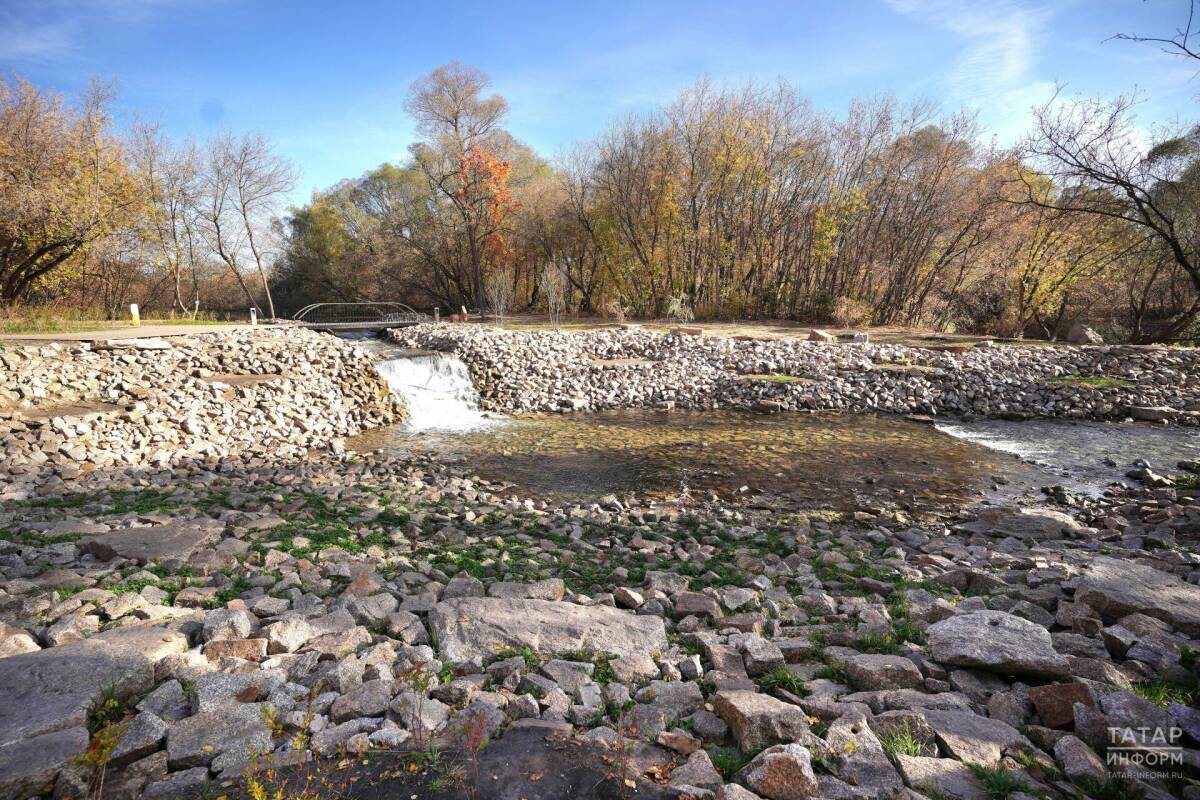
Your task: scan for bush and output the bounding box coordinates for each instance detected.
[832,296,872,327]
[664,294,694,323]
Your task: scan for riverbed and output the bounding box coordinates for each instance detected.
[348,337,1200,510]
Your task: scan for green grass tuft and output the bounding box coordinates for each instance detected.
[1133,673,1197,708]
[756,667,807,695]
[707,746,755,779]
[878,721,926,759]
[967,764,1033,800]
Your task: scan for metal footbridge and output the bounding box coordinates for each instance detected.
[289,303,429,331]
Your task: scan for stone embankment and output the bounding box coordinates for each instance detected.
[390,324,1200,421]
[0,329,400,498]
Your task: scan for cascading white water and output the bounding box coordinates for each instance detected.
[376,352,496,431]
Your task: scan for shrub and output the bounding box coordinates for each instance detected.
[832,295,872,327]
[664,294,694,323]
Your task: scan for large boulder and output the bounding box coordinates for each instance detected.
[1075,557,1200,636]
[428,597,667,669]
[955,507,1080,540]
[0,639,153,746]
[80,521,223,565]
[844,653,923,691]
[712,691,811,752]
[0,640,154,799]
[1067,324,1104,345]
[0,728,91,800]
[737,743,820,799]
[894,754,987,800]
[166,702,272,773]
[922,709,1032,766]
[927,611,1069,678]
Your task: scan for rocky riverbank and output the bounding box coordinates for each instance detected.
[2,325,1199,800]
[390,324,1200,422]
[0,443,1198,799]
[0,329,401,499]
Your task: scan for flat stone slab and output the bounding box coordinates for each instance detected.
[0,726,90,800]
[894,754,988,800]
[429,597,668,668]
[0,639,154,749]
[588,358,658,368]
[166,701,272,772]
[1075,556,1200,636]
[93,337,173,350]
[955,506,1080,540]
[80,521,223,565]
[922,709,1030,766]
[201,373,285,387]
[12,401,123,422]
[927,610,1069,678]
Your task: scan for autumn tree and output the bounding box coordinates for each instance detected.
[131,122,202,314]
[0,77,142,304]
[405,62,517,308]
[1019,94,1200,340]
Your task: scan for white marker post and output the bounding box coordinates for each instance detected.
[250,308,258,326]
[130,304,140,327]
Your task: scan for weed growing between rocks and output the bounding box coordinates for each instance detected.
[967,763,1038,799]
[878,720,925,759]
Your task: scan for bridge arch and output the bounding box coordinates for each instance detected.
[291,302,428,330]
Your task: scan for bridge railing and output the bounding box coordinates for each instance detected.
[290,302,429,329]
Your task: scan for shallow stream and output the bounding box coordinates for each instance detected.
[348,337,1199,509]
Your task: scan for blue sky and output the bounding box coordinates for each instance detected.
[2,0,1194,202]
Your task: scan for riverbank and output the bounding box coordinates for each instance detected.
[1,326,1199,800]
[1,447,1198,799]
[389,323,1200,422]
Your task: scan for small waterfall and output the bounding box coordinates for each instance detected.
[376,351,495,431]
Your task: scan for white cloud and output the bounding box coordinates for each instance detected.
[886,0,1058,141]
[0,6,76,62]
[0,0,220,65]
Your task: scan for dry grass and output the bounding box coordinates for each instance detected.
[484,314,1053,348]
[0,305,233,335]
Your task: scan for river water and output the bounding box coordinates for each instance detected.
[347,337,1197,508]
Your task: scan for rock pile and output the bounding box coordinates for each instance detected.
[3,325,1199,799]
[0,446,1197,799]
[0,329,400,498]
[390,323,1200,421]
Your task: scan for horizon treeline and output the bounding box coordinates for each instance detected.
[2,58,1198,342]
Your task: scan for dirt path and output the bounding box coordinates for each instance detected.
[0,323,252,344]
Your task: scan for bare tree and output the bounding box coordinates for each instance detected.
[1018,92,1200,340]
[195,133,295,317]
[539,262,566,326]
[230,134,296,319]
[1113,1,1199,63]
[405,61,508,146]
[131,123,201,314]
[484,267,515,320]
